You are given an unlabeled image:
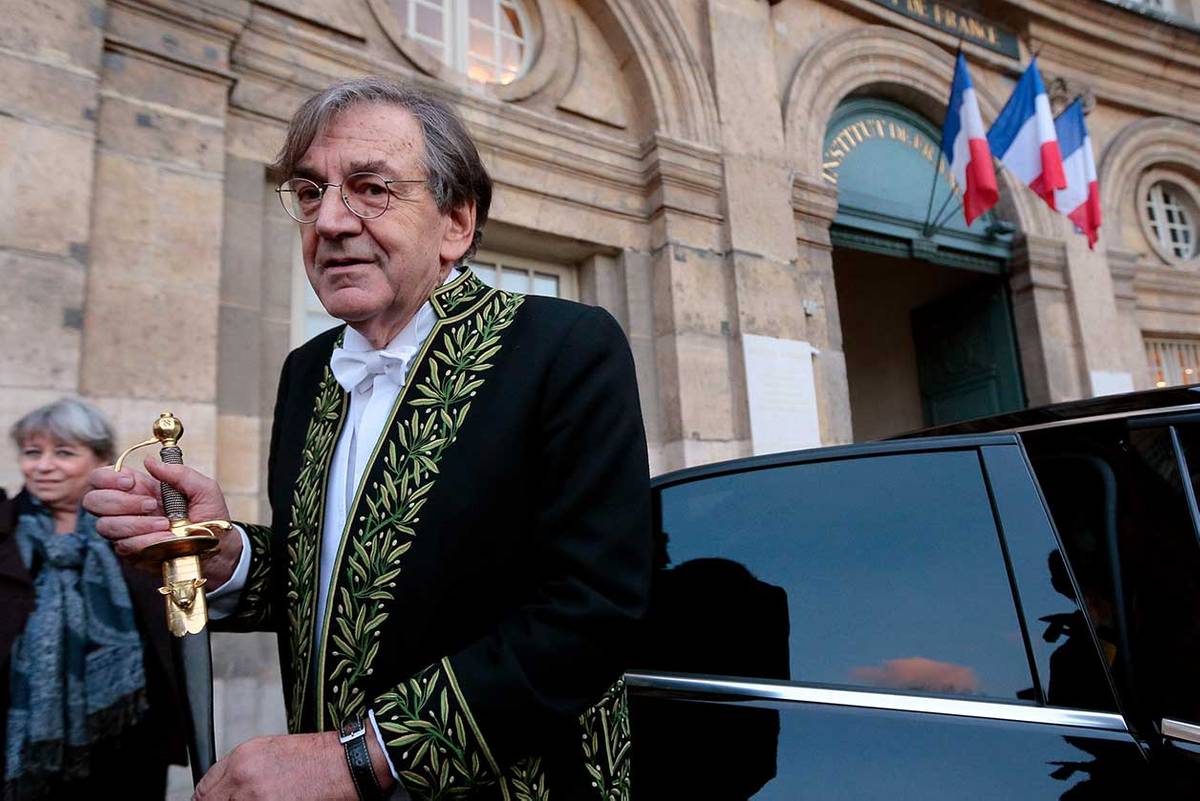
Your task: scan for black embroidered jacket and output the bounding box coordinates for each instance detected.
[215,270,652,800]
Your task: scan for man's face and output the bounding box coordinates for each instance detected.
[295,103,474,337]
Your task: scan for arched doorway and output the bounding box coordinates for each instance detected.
[823,99,1025,439]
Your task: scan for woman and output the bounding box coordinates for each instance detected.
[0,399,184,798]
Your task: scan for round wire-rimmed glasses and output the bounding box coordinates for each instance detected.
[275,172,425,223]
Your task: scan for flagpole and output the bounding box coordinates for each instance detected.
[926,187,959,239]
[921,152,946,239]
[924,42,965,239]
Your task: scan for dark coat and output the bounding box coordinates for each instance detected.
[215,271,653,800]
[0,491,187,781]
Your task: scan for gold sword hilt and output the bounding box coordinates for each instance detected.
[113,412,228,636]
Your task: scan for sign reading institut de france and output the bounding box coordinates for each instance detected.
[866,0,1021,59]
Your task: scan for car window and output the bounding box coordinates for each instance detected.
[642,449,1034,702]
[980,445,1120,713]
[1025,421,1200,725]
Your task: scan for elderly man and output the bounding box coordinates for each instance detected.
[85,78,651,801]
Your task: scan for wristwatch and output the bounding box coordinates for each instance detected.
[339,713,387,801]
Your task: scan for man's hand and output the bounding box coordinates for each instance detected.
[194,731,398,801]
[83,460,242,588]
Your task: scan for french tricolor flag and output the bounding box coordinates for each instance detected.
[1053,99,1102,248]
[987,58,1067,209]
[941,53,998,226]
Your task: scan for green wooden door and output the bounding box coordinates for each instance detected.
[911,281,1026,426]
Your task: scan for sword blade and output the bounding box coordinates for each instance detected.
[171,627,216,785]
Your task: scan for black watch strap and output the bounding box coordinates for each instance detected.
[339,714,387,801]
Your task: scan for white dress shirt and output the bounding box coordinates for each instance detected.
[209,274,452,795]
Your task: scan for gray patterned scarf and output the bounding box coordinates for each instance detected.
[3,493,147,799]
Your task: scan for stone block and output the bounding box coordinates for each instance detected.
[0,0,105,71]
[0,116,95,258]
[225,492,260,523]
[260,319,292,413]
[97,92,224,173]
[213,675,287,757]
[655,437,751,473]
[106,2,233,74]
[212,630,282,680]
[220,194,265,307]
[91,397,218,478]
[674,331,736,441]
[653,331,683,443]
[261,212,300,322]
[707,0,786,158]
[225,109,288,166]
[722,154,800,264]
[0,52,98,132]
[556,6,632,130]
[218,304,264,416]
[731,253,807,340]
[101,49,229,118]
[259,0,365,38]
[660,246,733,336]
[217,413,261,495]
[80,277,219,403]
[0,251,84,390]
[812,346,852,446]
[88,154,224,294]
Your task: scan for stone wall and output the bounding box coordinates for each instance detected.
[1,0,1199,793]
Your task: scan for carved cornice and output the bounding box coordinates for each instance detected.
[640,135,724,222]
[1134,264,1200,301]
[101,0,250,92]
[790,174,839,251]
[791,174,839,224]
[1010,235,1069,293]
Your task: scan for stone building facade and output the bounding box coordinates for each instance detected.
[2,0,1200,788]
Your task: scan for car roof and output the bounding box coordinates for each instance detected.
[652,386,1200,490]
[891,385,1200,439]
[652,431,1021,489]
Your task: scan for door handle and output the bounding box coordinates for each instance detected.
[1163,718,1200,746]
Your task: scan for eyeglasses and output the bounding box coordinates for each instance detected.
[275,172,426,224]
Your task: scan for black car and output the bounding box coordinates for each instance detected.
[628,387,1200,799]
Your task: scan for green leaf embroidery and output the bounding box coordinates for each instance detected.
[323,284,524,728]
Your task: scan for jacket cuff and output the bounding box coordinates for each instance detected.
[372,658,501,799]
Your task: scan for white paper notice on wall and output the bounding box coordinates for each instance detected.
[742,334,822,456]
[1090,370,1135,397]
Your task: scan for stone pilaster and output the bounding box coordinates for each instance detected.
[79,0,249,478]
[0,0,107,491]
[1061,219,1138,395]
[1010,234,1087,404]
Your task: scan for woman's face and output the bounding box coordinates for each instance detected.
[18,433,106,509]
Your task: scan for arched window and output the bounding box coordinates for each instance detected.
[1144,180,1198,262]
[389,0,532,85]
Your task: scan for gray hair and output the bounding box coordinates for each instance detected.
[10,398,116,462]
[273,77,493,263]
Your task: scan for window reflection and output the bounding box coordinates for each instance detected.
[645,451,1033,701]
[1028,423,1200,726]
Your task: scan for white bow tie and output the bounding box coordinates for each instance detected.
[329,345,419,394]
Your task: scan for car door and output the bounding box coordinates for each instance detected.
[629,437,1150,799]
[1023,415,1200,791]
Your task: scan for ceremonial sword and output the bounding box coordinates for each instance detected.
[114,412,229,786]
